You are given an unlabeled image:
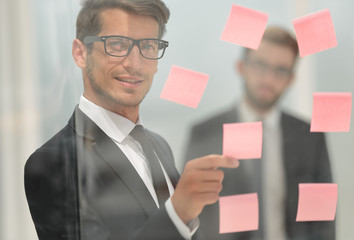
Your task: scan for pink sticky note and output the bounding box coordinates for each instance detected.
[223,122,262,159]
[219,193,259,234]
[310,92,352,132]
[221,5,268,50]
[296,183,338,222]
[293,9,337,57]
[160,65,208,108]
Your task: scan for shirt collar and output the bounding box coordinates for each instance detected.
[78,95,142,143]
[238,97,281,130]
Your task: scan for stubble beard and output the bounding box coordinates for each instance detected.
[245,86,279,113]
[86,57,148,109]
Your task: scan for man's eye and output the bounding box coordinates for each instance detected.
[276,67,291,76]
[108,41,129,51]
[253,61,268,70]
[142,44,154,50]
[141,41,158,51]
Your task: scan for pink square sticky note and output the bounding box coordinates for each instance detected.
[296,183,338,222]
[223,122,262,159]
[310,92,352,132]
[293,9,337,57]
[160,65,208,108]
[221,5,268,50]
[219,193,259,234]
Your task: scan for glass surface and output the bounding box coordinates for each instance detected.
[2,0,354,239]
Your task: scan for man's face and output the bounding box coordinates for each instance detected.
[82,9,159,113]
[238,41,296,111]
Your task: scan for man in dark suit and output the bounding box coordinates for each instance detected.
[184,26,335,240]
[24,1,240,239]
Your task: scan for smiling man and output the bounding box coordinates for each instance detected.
[184,26,335,240]
[24,1,239,240]
[77,8,160,120]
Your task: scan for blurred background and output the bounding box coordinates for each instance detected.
[1,0,353,239]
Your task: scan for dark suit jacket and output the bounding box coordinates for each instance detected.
[184,106,335,240]
[25,107,201,240]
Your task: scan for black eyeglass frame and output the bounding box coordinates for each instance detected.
[244,58,294,80]
[83,35,169,60]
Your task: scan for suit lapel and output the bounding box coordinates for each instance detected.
[281,112,300,234]
[70,107,158,217]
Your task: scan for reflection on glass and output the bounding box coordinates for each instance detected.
[23,1,344,240]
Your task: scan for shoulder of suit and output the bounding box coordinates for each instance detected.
[25,123,76,180]
[30,123,76,162]
[281,111,310,129]
[281,111,325,139]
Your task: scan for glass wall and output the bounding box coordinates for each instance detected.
[1,0,353,239]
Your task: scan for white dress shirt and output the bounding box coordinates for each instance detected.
[238,98,287,240]
[79,96,198,239]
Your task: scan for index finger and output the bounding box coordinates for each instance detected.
[187,154,239,170]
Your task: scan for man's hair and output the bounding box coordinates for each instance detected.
[76,0,170,43]
[243,26,299,61]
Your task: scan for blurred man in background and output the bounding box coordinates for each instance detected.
[184,26,335,240]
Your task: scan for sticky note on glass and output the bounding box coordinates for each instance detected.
[223,122,262,159]
[296,183,338,222]
[160,65,208,108]
[293,9,337,57]
[310,92,352,132]
[221,5,268,50]
[219,193,259,234]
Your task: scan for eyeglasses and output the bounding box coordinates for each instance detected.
[83,35,169,60]
[245,59,293,80]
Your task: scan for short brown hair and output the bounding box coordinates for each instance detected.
[243,26,299,61]
[76,0,170,43]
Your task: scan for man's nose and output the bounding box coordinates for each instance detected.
[262,68,278,83]
[122,45,144,70]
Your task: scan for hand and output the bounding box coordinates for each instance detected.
[171,155,239,224]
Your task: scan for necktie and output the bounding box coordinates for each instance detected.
[130,125,170,207]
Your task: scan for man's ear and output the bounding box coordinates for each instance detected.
[287,72,296,87]
[72,39,87,69]
[236,60,245,76]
